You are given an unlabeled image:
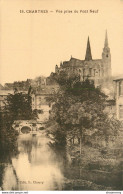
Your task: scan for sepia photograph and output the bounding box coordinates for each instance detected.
[0,0,123,191]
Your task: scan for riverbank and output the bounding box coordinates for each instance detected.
[65,143,123,190]
[46,121,123,190]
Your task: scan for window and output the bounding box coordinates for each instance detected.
[15,124,19,127]
[119,105,123,119]
[119,81,123,96]
[99,69,100,76]
[83,69,85,76]
[94,69,96,77]
[89,68,92,76]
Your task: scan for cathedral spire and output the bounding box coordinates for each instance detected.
[104,30,108,47]
[85,36,92,61]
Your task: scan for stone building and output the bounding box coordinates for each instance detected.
[55,31,112,87]
[31,85,59,122]
[0,90,14,111]
[113,76,123,121]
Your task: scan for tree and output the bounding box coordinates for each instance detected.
[0,91,38,158]
[4,91,37,121]
[47,72,120,157]
[0,111,18,160]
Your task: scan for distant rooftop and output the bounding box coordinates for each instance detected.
[0,90,14,96]
[0,84,4,90]
[0,90,28,96]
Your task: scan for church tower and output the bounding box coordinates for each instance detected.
[85,36,92,61]
[102,31,111,77]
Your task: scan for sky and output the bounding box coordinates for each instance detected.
[0,0,123,85]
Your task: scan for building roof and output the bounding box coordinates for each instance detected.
[113,75,123,81]
[0,90,28,96]
[31,84,59,95]
[0,84,4,90]
[0,90,14,96]
[62,58,84,67]
[61,56,103,69]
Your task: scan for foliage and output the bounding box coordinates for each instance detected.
[4,91,38,121]
[0,91,38,158]
[47,72,120,151]
[0,112,18,159]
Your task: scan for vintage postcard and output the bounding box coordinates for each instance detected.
[0,0,123,191]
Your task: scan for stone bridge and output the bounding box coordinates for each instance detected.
[12,120,45,135]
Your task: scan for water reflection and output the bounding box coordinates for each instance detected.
[1,131,122,190]
[1,132,64,190]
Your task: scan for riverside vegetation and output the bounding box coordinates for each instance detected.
[0,89,39,189]
[46,72,122,190]
[0,73,122,190]
[0,89,38,160]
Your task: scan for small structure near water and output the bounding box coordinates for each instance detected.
[12,120,45,135]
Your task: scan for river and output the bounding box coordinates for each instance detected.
[0,131,122,190]
[0,132,65,190]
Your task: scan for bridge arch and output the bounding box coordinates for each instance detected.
[21,126,31,134]
[38,126,45,131]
